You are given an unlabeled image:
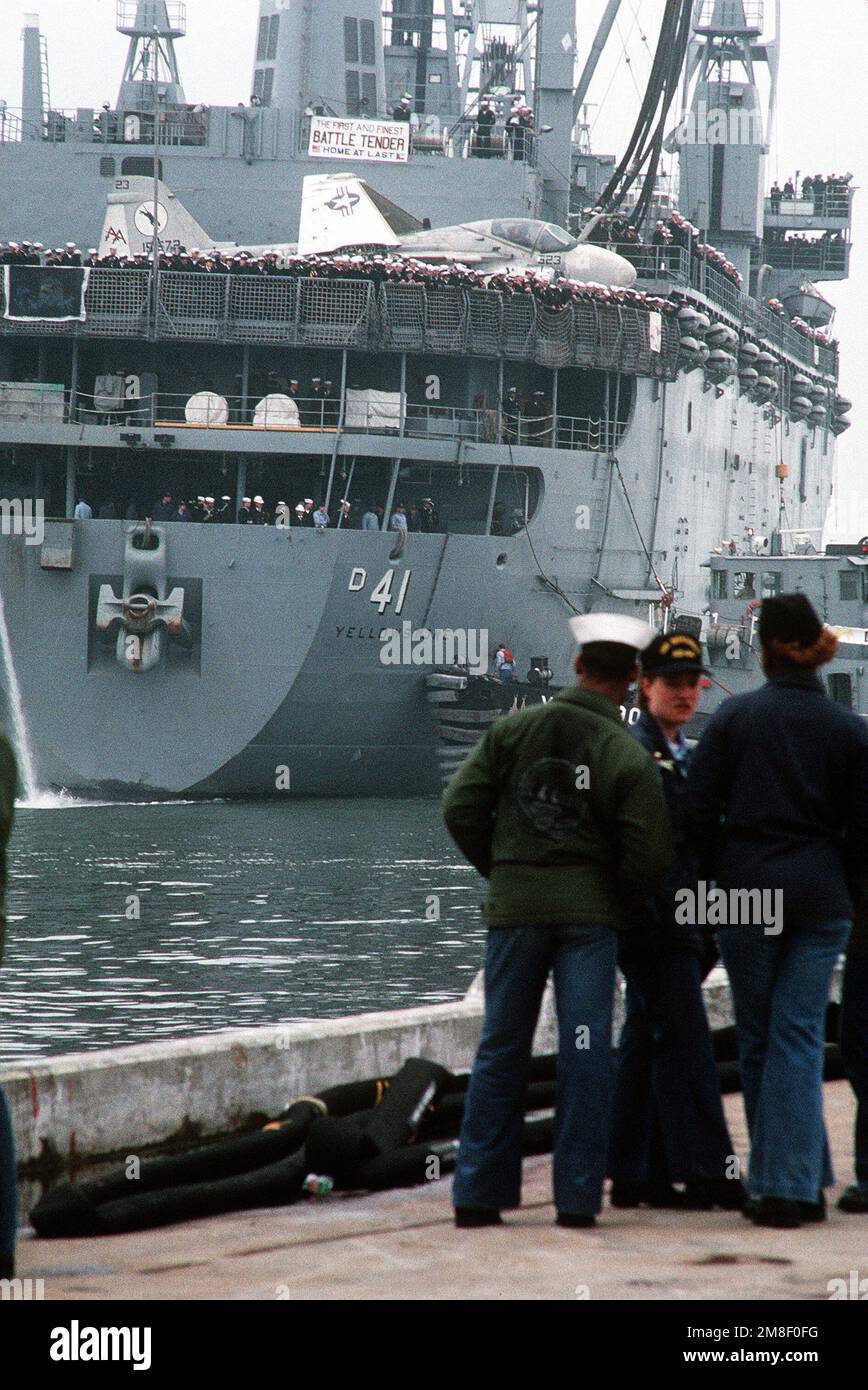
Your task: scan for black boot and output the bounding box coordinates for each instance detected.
[798,1192,826,1223]
[749,1196,802,1229]
[0,1253,14,1279]
[454,1206,502,1228]
[556,1212,596,1228]
[838,1184,868,1213]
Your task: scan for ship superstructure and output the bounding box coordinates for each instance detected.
[0,1,856,796]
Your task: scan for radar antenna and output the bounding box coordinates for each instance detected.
[115,1,187,110]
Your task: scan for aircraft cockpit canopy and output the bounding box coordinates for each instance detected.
[490,220,576,254]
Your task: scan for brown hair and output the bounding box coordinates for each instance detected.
[766,626,838,669]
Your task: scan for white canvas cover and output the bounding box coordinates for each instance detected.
[344,388,402,430]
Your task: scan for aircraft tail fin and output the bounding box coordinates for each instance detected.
[298,173,424,256]
[99,178,216,259]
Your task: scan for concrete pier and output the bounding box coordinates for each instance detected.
[14,1082,867,1301]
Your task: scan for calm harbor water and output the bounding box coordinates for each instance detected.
[0,798,486,1067]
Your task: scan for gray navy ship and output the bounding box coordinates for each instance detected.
[0,1,856,798]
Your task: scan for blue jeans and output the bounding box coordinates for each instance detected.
[610,948,735,1184]
[0,1086,15,1261]
[718,918,851,1202]
[840,953,868,1189]
[452,923,618,1216]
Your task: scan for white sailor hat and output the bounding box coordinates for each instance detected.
[242,496,251,503]
[568,613,655,652]
[295,503,305,512]
[254,494,264,504]
[304,498,314,505]
[66,241,76,248]
[197,494,205,502]
[277,500,287,507]
[205,496,215,504]
[221,495,230,501]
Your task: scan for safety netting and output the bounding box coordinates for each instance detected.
[297,279,374,348]
[425,286,468,354]
[501,295,537,358]
[157,271,228,340]
[466,289,503,355]
[81,268,150,337]
[378,283,426,350]
[534,303,574,368]
[227,276,298,342]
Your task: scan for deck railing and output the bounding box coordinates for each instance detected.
[0,264,836,374]
[0,270,682,377]
[0,387,628,454]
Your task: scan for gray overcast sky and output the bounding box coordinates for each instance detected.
[0,0,865,533]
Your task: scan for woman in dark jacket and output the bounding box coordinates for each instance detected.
[609,633,741,1210]
[686,594,868,1228]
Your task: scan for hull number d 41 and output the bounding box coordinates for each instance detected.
[348,567,411,615]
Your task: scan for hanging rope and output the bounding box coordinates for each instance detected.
[611,453,670,601]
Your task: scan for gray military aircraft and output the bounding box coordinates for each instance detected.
[99,172,636,287]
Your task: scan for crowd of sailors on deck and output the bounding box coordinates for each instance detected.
[765,298,837,348]
[74,493,444,532]
[647,212,743,288]
[769,173,853,214]
[584,215,645,267]
[0,237,686,319]
[764,229,848,263]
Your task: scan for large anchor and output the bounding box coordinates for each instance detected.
[96,521,186,672]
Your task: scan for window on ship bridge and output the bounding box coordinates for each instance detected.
[760,571,782,599]
[839,570,859,602]
[711,569,728,601]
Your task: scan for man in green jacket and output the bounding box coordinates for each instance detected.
[443,614,672,1228]
[0,731,17,1277]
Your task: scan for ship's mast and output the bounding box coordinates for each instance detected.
[676,0,778,288]
[116,0,187,111]
[532,0,575,227]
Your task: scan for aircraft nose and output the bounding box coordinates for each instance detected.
[565,246,636,288]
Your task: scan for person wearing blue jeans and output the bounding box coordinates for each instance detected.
[687,594,868,1228]
[453,924,617,1217]
[0,730,16,1277]
[443,613,672,1228]
[839,902,868,1212]
[717,918,850,1207]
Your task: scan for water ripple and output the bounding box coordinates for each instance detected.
[0,799,484,1064]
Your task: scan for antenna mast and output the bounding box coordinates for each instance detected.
[116,0,187,110]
